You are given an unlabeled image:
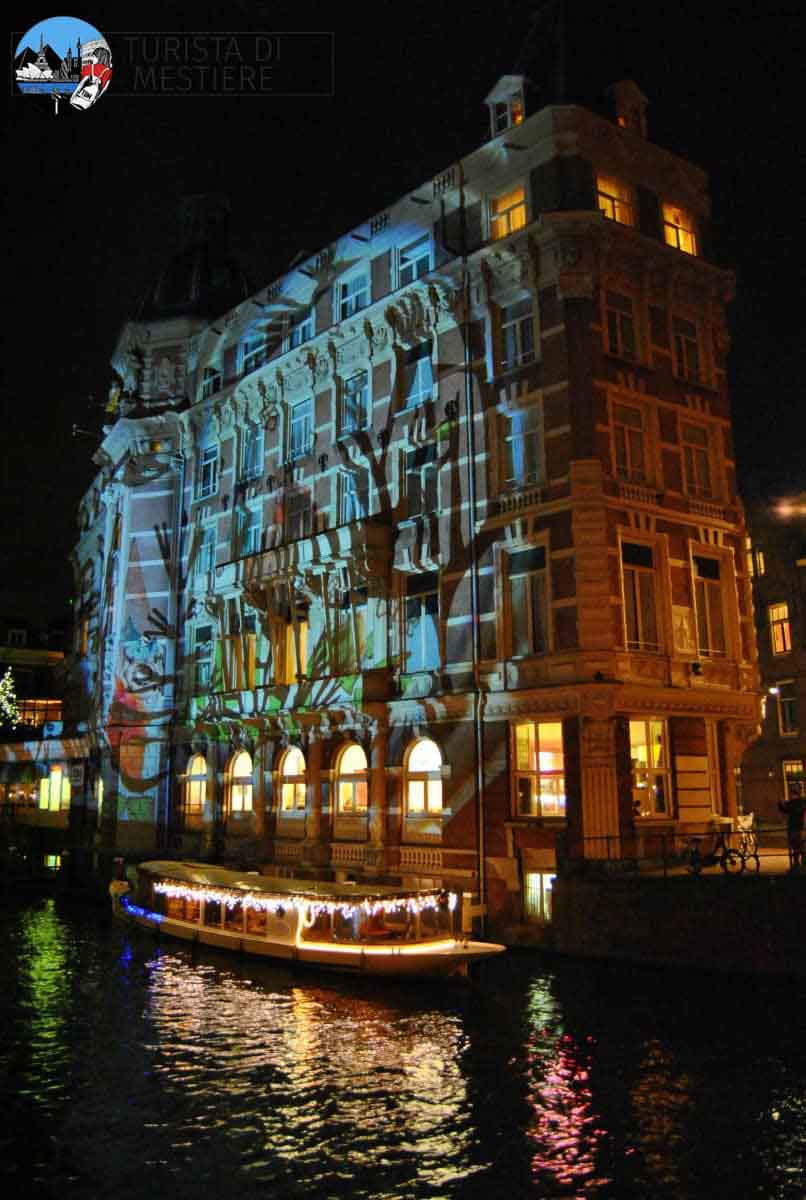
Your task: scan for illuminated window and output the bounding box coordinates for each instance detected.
[404,738,443,816]
[279,613,308,683]
[500,298,535,370]
[241,334,267,375]
[604,292,636,358]
[405,573,439,672]
[227,750,253,814]
[339,467,369,524]
[490,186,526,240]
[682,423,712,496]
[673,317,701,382]
[401,342,433,409]
[597,176,634,226]
[769,603,792,655]
[44,854,62,871]
[287,307,313,349]
[509,546,548,657]
[663,203,697,255]
[241,427,264,480]
[339,370,369,435]
[504,406,541,488]
[513,721,565,818]
[406,445,438,517]
[523,872,554,922]
[38,765,71,813]
[193,624,214,690]
[746,537,766,578]
[183,754,207,817]
[398,235,431,287]
[338,272,369,320]
[336,743,369,814]
[622,542,659,652]
[95,776,104,822]
[693,556,726,656]
[284,489,312,542]
[612,403,646,481]
[201,366,222,402]
[783,760,806,795]
[629,718,670,817]
[196,524,216,577]
[279,746,307,811]
[493,92,524,133]
[778,680,798,736]
[289,398,313,461]
[196,444,218,499]
[237,507,262,557]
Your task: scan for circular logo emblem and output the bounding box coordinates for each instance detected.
[14,17,112,114]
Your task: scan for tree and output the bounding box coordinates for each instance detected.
[0,668,20,729]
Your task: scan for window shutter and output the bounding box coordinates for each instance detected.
[636,187,662,240]
[559,156,595,211]
[530,159,563,215]
[314,286,332,334]
[370,250,392,301]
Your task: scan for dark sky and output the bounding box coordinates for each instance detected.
[3,1,805,629]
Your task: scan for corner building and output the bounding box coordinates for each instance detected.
[74,78,760,935]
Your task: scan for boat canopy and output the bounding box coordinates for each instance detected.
[137,861,451,902]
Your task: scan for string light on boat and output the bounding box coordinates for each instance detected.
[152,880,458,922]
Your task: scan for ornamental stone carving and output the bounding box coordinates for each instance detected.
[581,717,616,763]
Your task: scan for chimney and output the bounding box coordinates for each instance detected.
[608,80,648,139]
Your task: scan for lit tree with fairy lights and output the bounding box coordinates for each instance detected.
[0,668,20,729]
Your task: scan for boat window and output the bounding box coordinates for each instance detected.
[224,902,244,933]
[246,908,267,936]
[204,899,222,927]
[420,895,453,939]
[336,743,369,814]
[227,749,254,814]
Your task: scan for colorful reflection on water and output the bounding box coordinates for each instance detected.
[1,898,805,1199]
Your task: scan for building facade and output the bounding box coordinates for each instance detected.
[740,495,806,824]
[72,78,760,934]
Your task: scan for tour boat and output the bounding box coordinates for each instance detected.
[111,860,506,979]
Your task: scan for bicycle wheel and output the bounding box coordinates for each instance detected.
[721,850,745,875]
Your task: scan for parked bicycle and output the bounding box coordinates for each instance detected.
[735,812,760,872]
[686,828,744,875]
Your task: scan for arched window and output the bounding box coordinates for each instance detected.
[280,746,307,811]
[404,739,443,815]
[39,765,71,812]
[227,750,253,814]
[184,754,207,818]
[336,743,368,814]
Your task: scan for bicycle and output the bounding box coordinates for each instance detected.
[686,828,744,875]
[735,812,760,873]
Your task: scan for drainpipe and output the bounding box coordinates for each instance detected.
[162,420,186,852]
[440,169,487,933]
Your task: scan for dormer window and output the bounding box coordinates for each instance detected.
[663,203,697,255]
[597,176,634,227]
[484,74,526,139]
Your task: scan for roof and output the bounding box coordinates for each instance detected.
[139,860,450,901]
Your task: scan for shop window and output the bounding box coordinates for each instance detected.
[226,750,253,814]
[673,317,701,382]
[769,603,792,655]
[405,573,439,672]
[500,298,535,371]
[339,467,370,524]
[196,445,218,499]
[406,444,438,516]
[504,406,541,488]
[336,743,369,814]
[279,746,307,811]
[339,370,369,435]
[287,307,314,350]
[289,398,313,461]
[241,427,264,480]
[523,872,554,922]
[201,366,222,402]
[338,272,369,320]
[612,403,646,482]
[183,754,207,817]
[663,203,697,255]
[693,556,726,656]
[508,546,548,657]
[597,176,634,226]
[38,765,71,812]
[401,342,433,409]
[604,292,637,359]
[490,186,526,240]
[681,422,712,497]
[621,542,659,652]
[513,721,565,817]
[778,681,798,736]
[404,738,443,816]
[629,718,670,817]
[398,235,431,287]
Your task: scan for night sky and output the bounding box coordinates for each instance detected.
[3,1,804,630]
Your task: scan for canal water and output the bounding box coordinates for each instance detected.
[1,898,804,1199]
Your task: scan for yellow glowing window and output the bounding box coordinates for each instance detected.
[228,750,253,814]
[490,187,526,240]
[770,603,792,655]
[514,721,565,817]
[597,176,634,226]
[184,754,207,815]
[38,765,71,812]
[280,746,307,811]
[280,619,308,684]
[629,718,670,817]
[523,871,553,922]
[336,743,368,814]
[663,204,697,255]
[44,854,61,870]
[405,738,443,815]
